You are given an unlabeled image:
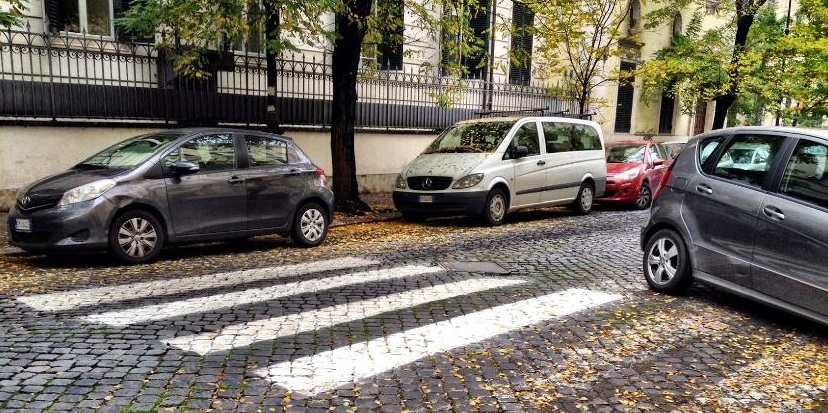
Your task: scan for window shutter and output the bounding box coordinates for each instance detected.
[509,1,534,85]
[464,0,489,79]
[44,0,62,34]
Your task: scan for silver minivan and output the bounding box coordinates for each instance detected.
[393,116,607,225]
[641,126,828,326]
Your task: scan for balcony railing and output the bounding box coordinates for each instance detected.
[0,28,583,130]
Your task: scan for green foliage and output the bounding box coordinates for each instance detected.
[0,0,26,29]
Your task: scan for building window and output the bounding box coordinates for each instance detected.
[628,0,641,35]
[48,0,113,36]
[508,1,534,86]
[658,91,675,134]
[232,1,265,53]
[614,61,636,134]
[441,0,490,79]
[377,0,404,70]
[672,12,683,38]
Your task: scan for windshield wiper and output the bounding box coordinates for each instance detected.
[74,162,107,170]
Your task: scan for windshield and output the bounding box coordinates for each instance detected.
[423,121,514,154]
[78,133,183,169]
[607,144,646,163]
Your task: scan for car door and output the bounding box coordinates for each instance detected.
[240,134,308,229]
[504,121,544,207]
[752,137,828,316]
[645,143,670,195]
[681,133,787,287]
[539,121,582,203]
[163,133,248,236]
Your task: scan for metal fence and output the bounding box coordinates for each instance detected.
[0,28,583,130]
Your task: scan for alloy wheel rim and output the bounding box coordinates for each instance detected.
[581,187,593,210]
[301,208,325,241]
[118,217,157,258]
[647,237,679,284]
[637,186,651,208]
[489,194,505,221]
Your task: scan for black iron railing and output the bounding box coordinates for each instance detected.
[0,28,583,130]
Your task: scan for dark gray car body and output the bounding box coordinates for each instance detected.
[642,126,828,326]
[7,128,334,256]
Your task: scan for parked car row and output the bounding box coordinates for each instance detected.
[6,122,827,327]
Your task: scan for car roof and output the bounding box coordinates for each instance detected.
[151,127,294,141]
[607,140,652,146]
[454,115,602,128]
[693,126,828,141]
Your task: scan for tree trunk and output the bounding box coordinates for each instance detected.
[712,4,759,130]
[331,1,373,213]
[265,9,282,134]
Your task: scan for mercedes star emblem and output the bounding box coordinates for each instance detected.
[422,177,433,190]
[21,195,31,207]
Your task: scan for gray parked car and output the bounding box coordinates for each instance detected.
[7,128,334,264]
[641,126,828,326]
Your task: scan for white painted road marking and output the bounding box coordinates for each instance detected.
[83,265,445,326]
[17,257,379,312]
[255,288,622,396]
[164,277,526,355]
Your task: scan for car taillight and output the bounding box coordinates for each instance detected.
[316,168,327,186]
[652,169,673,201]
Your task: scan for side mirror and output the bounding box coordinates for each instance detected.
[171,161,200,176]
[653,159,665,167]
[512,146,529,159]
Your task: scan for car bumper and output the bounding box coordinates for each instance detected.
[393,190,489,216]
[7,197,114,252]
[598,181,639,203]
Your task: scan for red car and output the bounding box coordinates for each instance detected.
[598,140,672,209]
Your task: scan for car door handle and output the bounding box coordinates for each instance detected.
[696,184,713,195]
[763,206,785,221]
[227,176,245,184]
[288,169,301,176]
[537,160,546,166]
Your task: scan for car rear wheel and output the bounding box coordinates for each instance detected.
[481,188,508,226]
[570,182,594,215]
[110,210,165,265]
[643,229,692,294]
[291,202,329,247]
[635,183,652,210]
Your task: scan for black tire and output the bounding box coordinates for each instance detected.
[290,202,329,247]
[634,183,652,210]
[109,210,165,265]
[480,188,508,226]
[643,229,693,294]
[570,181,594,215]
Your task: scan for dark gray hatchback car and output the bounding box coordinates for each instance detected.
[641,126,828,326]
[7,128,334,264]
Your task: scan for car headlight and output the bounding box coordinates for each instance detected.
[394,174,407,189]
[58,179,117,206]
[616,168,640,180]
[452,173,484,189]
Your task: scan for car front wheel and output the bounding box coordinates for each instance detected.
[643,229,692,294]
[110,210,165,264]
[291,202,329,247]
[635,183,652,210]
[481,188,508,226]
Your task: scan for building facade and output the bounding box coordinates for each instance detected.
[0,0,711,210]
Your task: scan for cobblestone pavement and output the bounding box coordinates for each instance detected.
[0,197,827,412]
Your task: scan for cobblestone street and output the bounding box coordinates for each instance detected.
[1,199,826,412]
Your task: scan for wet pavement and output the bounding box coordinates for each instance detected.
[0,195,826,412]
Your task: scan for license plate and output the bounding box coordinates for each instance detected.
[14,218,31,232]
[418,195,433,203]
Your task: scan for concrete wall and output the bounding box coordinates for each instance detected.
[0,125,437,211]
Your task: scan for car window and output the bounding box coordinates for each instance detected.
[698,136,726,166]
[711,134,785,187]
[541,122,601,153]
[780,139,828,209]
[648,145,663,163]
[606,144,645,163]
[654,144,669,160]
[165,134,236,171]
[245,135,295,167]
[79,133,181,169]
[511,122,541,156]
[573,124,602,150]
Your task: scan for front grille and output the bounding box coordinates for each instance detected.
[10,231,50,244]
[407,176,453,191]
[16,193,61,214]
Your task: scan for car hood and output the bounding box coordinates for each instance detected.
[404,153,490,177]
[606,162,640,175]
[23,167,127,197]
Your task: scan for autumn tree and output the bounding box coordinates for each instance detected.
[0,0,25,28]
[523,0,633,115]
